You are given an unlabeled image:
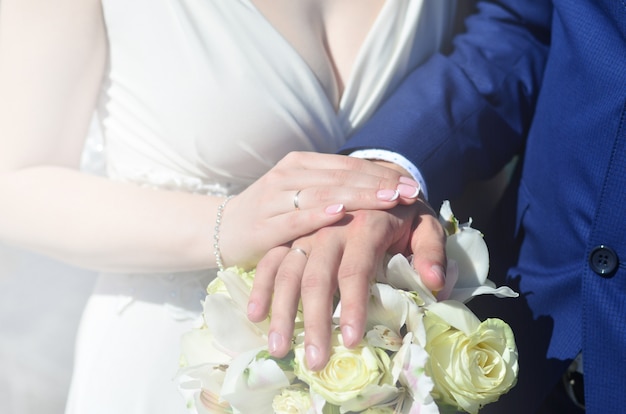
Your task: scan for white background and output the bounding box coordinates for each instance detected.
[0,246,97,414]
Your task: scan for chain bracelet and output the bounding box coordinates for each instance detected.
[213,195,234,271]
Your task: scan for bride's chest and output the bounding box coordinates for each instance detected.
[250,0,386,105]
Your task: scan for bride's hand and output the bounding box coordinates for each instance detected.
[248,198,446,370]
[217,152,421,269]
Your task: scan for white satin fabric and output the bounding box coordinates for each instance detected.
[65,1,457,413]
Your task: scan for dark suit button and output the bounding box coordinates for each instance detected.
[589,245,619,277]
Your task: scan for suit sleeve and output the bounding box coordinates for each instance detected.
[341,0,552,207]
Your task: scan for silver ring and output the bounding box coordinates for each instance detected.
[291,247,309,259]
[293,189,302,211]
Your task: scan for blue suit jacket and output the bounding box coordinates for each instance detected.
[343,1,626,412]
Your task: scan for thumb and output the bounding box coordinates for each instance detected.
[410,214,447,291]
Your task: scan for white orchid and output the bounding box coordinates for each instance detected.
[378,201,517,306]
[364,283,419,335]
[178,267,280,413]
[438,200,518,302]
[391,333,435,403]
[220,348,292,414]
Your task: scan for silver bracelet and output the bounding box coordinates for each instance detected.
[213,195,234,271]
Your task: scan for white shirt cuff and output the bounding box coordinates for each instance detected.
[349,149,429,200]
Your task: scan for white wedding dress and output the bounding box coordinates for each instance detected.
[64,1,457,412]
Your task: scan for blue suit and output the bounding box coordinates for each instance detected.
[343,1,626,412]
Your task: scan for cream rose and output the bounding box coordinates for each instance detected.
[423,310,518,414]
[272,386,313,413]
[293,331,397,411]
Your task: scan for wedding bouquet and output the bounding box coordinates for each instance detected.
[177,201,519,414]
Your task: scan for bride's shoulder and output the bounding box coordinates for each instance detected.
[0,0,107,171]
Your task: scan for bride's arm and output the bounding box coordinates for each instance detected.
[0,0,419,273]
[0,0,221,272]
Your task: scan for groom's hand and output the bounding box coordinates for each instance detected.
[248,193,446,371]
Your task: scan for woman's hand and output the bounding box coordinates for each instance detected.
[217,152,421,269]
[248,197,446,370]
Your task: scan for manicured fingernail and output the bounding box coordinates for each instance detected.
[325,203,345,214]
[432,265,446,284]
[399,176,419,187]
[377,189,400,201]
[306,344,321,370]
[341,325,357,347]
[397,183,420,198]
[247,301,257,318]
[269,332,283,354]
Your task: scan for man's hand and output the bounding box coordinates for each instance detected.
[247,197,446,370]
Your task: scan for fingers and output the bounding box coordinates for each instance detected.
[397,176,422,203]
[280,183,419,215]
[219,200,347,268]
[268,158,399,192]
[248,246,289,322]
[222,152,422,267]
[297,234,343,370]
[264,152,422,209]
[266,237,341,366]
[266,246,312,357]
[410,204,447,292]
[246,206,345,259]
[248,201,444,373]
[278,151,407,181]
[370,160,423,205]
[264,210,405,371]
[334,240,382,349]
[240,204,376,261]
[251,244,308,358]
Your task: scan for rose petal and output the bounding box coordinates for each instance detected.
[425,300,481,336]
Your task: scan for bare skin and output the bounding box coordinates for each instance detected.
[251,0,386,106]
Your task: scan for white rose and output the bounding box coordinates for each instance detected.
[423,310,518,414]
[293,331,397,412]
[272,386,313,413]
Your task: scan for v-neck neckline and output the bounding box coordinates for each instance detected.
[242,0,391,112]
